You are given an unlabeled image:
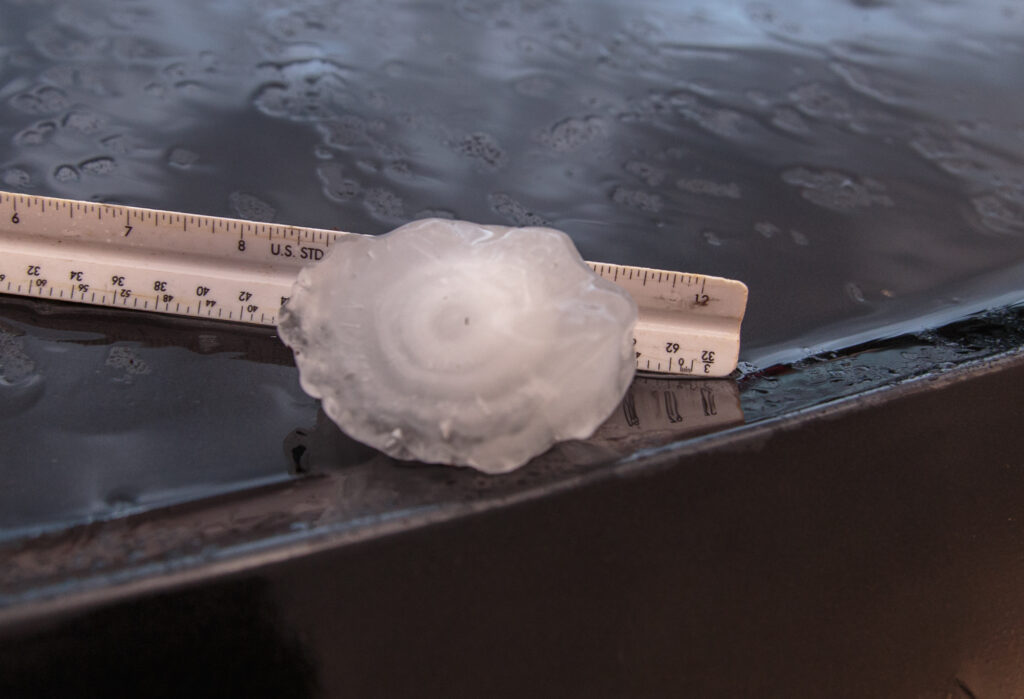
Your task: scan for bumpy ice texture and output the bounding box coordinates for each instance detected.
[277,219,637,473]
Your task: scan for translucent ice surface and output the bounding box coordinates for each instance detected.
[277,219,638,473]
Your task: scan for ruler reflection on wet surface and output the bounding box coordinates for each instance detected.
[0,191,747,377]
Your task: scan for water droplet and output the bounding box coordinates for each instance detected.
[830,61,898,103]
[10,85,70,114]
[770,108,810,134]
[754,221,780,238]
[62,109,106,134]
[105,346,151,382]
[104,488,140,511]
[910,132,975,162]
[100,134,134,155]
[252,58,351,122]
[385,160,413,178]
[782,167,893,210]
[79,157,116,176]
[40,65,110,96]
[453,132,507,168]
[317,163,362,203]
[677,100,749,139]
[703,230,723,246]
[611,186,662,213]
[2,168,31,188]
[0,327,36,385]
[537,116,605,152]
[487,193,547,226]
[53,164,80,183]
[971,194,1024,234]
[229,191,276,222]
[363,187,404,220]
[316,116,370,149]
[13,121,57,147]
[789,83,853,122]
[845,282,867,304]
[167,147,199,169]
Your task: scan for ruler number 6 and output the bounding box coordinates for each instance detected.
[11,213,20,224]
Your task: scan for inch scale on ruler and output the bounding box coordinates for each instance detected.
[0,191,747,377]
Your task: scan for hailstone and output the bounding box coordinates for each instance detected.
[277,218,637,474]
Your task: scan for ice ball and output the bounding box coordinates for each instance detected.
[277,218,637,473]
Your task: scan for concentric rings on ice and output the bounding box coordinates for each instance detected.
[277,219,637,473]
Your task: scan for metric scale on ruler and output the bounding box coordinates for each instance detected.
[0,191,747,377]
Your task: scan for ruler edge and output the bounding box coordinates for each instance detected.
[2,192,749,312]
[2,190,362,243]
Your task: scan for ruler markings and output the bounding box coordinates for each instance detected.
[0,190,746,376]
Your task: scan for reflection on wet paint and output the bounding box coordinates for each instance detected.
[0,0,1023,542]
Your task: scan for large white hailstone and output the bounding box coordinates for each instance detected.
[278,219,637,474]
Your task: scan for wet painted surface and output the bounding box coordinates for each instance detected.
[5,351,1024,698]
[1,1,1023,550]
